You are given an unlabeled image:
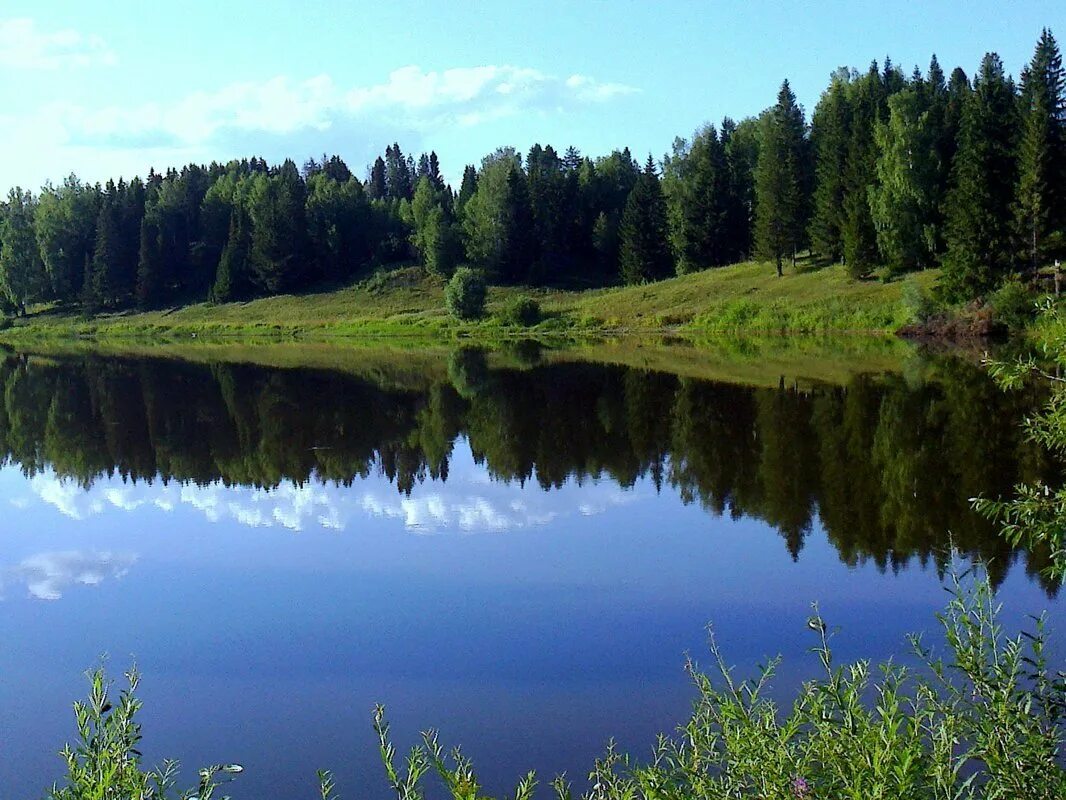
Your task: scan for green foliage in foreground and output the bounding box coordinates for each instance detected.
[975,297,1066,574]
[45,574,1065,800]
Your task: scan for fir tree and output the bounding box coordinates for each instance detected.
[840,64,885,277]
[211,204,250,303]
[941,53,1019,300]
[808,69,853,261]
[457,165,478,209]
[368,157,387,200]
[619,156,672,284]
[1014,28,1065,269]
[86,192,121,310]
[664,125,729,273]
[135,213,163,309]
[755,81,807,276]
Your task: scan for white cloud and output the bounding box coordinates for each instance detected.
[0,18,115,70]
[1,550,136,600]
[54,65,637,152]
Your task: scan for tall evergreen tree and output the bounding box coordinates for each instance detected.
[841,63,886,277]
[1014,28,1065,269]
[663,125,729,273]
[211,203,251,303]
[722,117,760,261]
[754,81,807,276]
[135,211,163,309]
[619,156,672,284]
[85,189,121,310]
[809,69,853,261]
[367,157,387,200]
[246,161,307,294]
[941,53,1020,300]
[457,165,478,209]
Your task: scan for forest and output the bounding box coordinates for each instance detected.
[0,30,1063,318]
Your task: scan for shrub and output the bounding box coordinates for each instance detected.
[0,316,11,331]
[900,276,938,325]
[988,278,1036,331]
[444,268,487,321]
[500,295,540,327]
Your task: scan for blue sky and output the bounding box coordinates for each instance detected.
[1,1,1062,189]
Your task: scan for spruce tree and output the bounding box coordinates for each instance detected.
[135,212,163,309]
[368,157,387,200]
[1014,28,1065,269]
[86,193,120,310]
[808,70,853,261]
[619,156,672,284]
[457,165,478,209]
[211,204,250,303]
[941,53,1019,300]
[840,64,885,278]
[722,116,760,261]
[754,81,807,276]
[664,125,729,273]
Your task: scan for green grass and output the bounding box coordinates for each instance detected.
[0,260,940,345]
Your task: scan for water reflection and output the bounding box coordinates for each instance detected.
[0,348,1057,589]
[0,549,136,600]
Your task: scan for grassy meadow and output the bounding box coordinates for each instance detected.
[0,260,940,345]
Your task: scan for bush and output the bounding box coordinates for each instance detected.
[988,278,1036,331]
[444,268,487,321]
[500,295,540,327]
[900,276,938,325]
[0,316,11,331]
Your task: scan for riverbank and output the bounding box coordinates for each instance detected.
[0,260,939,345]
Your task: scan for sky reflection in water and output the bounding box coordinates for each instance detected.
[0,350,1061,800]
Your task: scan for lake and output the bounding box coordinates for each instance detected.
[0,342,1061,799]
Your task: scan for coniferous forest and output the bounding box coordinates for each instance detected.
[0,30,1064,317]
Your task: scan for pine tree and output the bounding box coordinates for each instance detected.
[368,157,387,200]
[211,204,250,303]
[840,64,885,278]
[135,212,163,308]
[941,53,1019,300]
[1014,28,1065,269]
[619,156,672,284]
[86,192,121,309]
[457,165,478,209]
[808,69,853,261]
[722,117,760,261]
[755,81,807,276]
[664,125,729,273]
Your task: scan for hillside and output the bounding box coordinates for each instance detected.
[0,260,939,343]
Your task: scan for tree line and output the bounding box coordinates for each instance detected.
[0,349,1057,587]
[0,30,1063,315]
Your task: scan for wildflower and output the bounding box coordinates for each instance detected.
[792,775,811,799]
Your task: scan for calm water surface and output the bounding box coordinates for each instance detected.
[0,346,1061,798]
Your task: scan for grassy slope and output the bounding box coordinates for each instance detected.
[0,260,940,343]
